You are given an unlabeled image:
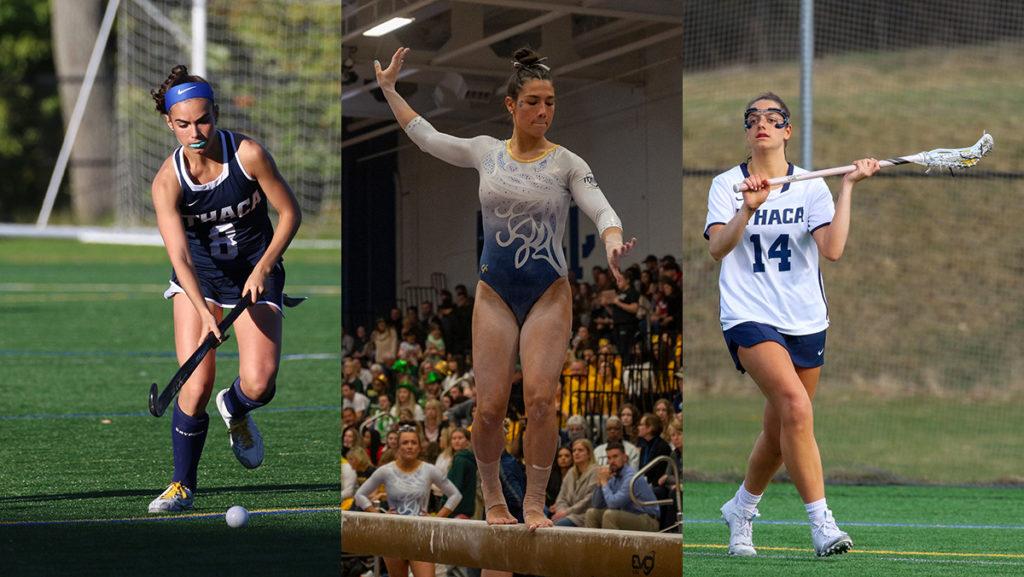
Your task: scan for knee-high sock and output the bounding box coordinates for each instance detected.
[172,401,209,490]
[221,376,275,418]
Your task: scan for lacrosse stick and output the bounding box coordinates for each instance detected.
[733,132,994,192]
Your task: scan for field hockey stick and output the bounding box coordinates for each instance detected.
[733,132,994,192]
[148,297,251,417]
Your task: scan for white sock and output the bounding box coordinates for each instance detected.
[805,498,828,523]
[735,484,762,512]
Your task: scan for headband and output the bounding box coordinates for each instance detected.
[164,82,215,113]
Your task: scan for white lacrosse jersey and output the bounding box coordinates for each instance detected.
[704,163,835,335]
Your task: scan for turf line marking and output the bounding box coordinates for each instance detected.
[687,517,1024,530]
[686,543,1024,560]
[0,506,338,527]
[0,404,337,421]
[0,282,340,296]
[0,350,338,362]
[684,552,1024,566]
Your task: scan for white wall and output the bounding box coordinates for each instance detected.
[394,60,681,293]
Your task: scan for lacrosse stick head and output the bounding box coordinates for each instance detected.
[920,132,994,173]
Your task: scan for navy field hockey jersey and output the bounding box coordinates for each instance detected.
[171,130,275,276]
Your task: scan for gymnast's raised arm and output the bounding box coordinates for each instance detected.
[374,47,485,169]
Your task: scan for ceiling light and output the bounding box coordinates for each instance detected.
[363,17,414,37]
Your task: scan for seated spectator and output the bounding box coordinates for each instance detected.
[341,407,358,428]
[424,322,446,363]
[564,415,590,445]
[550,439,598,527]
[369,393,397,438]
[392,383,425,422]
[571,325,594,357]
[378,429,399,465]
[421,399,448,463]
[656,415,683,531]
[361,427,383,466]
[546,446,573,507]
[636,413,672,486]
[584,442,659,532]
[654,398,677,442]
[595,416,640,469]
[346,444,377,487]
[619,403,641,444]
[342,381,370,421]
[342,357,364,393]
[342,425,369,463]
[398,330,423,365]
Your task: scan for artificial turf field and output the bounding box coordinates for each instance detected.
[684,481,1024,576]
[0,238,341,576]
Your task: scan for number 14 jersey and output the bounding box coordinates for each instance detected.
[704,163,835,335]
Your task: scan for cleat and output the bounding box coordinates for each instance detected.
[812,510,853,557]
[721,498,759,557]
[148,482,193,513]
[216,389,264,469]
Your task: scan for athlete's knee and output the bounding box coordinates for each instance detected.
[239,369,277,401]
[474,402,505,428]
[523,390,557,422]
[777,394,813,431]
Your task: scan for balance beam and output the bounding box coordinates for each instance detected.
[341,511,681,577]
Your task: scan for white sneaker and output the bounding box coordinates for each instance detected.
[811,509,853,557]
[148,482,193,513]
[216,389,264,469]
[721,498,759,557]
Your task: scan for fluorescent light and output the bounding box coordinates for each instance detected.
[363,17,415,37]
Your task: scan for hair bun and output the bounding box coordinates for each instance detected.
[512,47,542,67]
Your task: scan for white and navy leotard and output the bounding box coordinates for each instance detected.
[704,163,835,335]
[404,116,621,325]
[164,129,284,309]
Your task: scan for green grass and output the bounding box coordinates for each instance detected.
[0,239,340,576]
[684,482,1024,577]
[685,392,1024,485]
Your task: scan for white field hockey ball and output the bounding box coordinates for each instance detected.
[226,505,249,528]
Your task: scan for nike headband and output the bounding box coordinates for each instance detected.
[164,82,215,113]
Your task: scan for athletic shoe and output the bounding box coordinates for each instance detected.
[148,482,193,513]
[216,389,264,469]
[811,509,853,557]
[720,498,759,557]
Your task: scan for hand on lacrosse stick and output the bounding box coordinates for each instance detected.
[739,175,772,212]
[842,158,881,185]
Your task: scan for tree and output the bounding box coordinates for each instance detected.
[0,0,62,221]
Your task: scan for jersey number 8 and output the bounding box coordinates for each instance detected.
[750,234,791,273]
[210,224,239,260]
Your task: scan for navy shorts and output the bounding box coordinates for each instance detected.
[165,261,286,312]
[723,322,826,373]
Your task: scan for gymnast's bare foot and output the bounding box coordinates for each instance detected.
[525,506,553,531]
[486,503,518,525]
